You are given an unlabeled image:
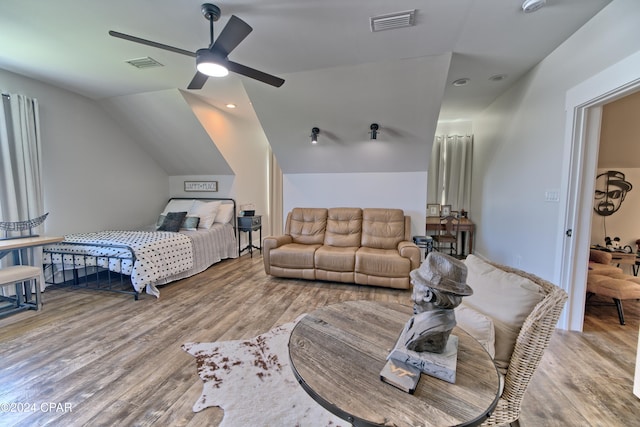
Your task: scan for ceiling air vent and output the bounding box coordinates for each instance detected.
[126,57,164,69]
[370,9,416,32]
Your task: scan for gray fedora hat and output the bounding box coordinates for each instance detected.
[410,252,473,296]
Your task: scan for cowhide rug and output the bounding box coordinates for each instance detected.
[182,317,347,427]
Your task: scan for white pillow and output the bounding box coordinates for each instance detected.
[463,255,545,374]
[190,200,221,229]
[214,203,235,224]
[162,199,195,215]
[455,303,495,359]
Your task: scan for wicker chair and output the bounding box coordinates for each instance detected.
[482,262,568,427]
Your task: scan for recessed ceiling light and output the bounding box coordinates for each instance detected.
[522,0,546,13]
[489,74,508,82]
[452,78,470,87]
[226,103,236,109]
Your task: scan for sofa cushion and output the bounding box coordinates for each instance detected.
[287,208,328,245]
[588,262,623,275]
[315,246,357,272]
[463,255,545,374]
[355,247,410,278]
[269,243,321,269]
[587,273,640,300]
[324,208,362,247]
[361,208,405,249]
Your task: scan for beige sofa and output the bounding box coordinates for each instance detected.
[262,207,420,289]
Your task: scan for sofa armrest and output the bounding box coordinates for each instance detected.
[398,241,421,270]
[589,249,612,265]
[262,235,293,274]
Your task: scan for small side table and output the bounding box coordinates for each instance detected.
[238,215,262,258]
[413,235,433,261]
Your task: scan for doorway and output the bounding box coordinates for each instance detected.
[559,51,640,332]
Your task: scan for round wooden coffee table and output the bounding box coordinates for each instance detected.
[288,300,500,427]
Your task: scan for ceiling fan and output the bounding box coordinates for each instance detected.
[109,3,284,89]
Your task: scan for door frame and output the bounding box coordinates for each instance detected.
[558,51,640,331]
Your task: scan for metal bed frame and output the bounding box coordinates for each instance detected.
[43,242,139,299]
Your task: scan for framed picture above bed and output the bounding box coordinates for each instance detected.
[184,181,218,192]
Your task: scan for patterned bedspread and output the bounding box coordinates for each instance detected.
[44,230,194,296]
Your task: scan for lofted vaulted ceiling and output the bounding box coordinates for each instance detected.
[0,0,612,174]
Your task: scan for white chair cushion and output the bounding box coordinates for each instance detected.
[455,303,496,359]
[463,255,545,374]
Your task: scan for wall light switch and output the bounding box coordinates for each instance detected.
[544,190,560,202]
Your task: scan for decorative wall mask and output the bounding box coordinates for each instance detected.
[593,170,633,216]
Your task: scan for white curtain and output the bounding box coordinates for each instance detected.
[0,93,44,269]
[268,147,283,236]
[428,135,473,213]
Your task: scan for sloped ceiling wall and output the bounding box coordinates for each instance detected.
[245,54,451,174]
[97,53,452,177]
[99,88,233,175]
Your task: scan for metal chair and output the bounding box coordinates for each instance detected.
[431,215,459,256]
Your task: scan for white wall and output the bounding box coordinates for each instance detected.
[435,120,472,136]
[283,171,427,238]
[185,92,271,249]
[0,68,169,235]
[471,0,640,281]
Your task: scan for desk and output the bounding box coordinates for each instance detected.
[289,300,500,427]
[0,235,64,261]
[590,248,640,276]
[608,252,638,275]
[426,217,475,256]
[0,235,63,317]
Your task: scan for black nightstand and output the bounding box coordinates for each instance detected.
[238,215,261,257]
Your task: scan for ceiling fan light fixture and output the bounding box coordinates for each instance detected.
[196,49,229,77]
[310,127,320,144]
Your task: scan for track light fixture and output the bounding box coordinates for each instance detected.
[310,127,320,144]
[369,123,379,140]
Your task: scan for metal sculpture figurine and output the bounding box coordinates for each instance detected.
[403,252,473,353]
[0,213,48,239]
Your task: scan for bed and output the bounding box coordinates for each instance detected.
[43,198,238,299]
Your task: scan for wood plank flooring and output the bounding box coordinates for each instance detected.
[0,255,638,426]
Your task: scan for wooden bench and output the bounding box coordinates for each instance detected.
[0,265,42,318]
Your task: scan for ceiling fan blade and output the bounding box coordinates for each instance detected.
[187,72,209,90]
[109,30,196,57]
[226,61,285,87]
[211,15,253,57]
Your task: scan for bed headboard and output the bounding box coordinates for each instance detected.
[166,197,237,235]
